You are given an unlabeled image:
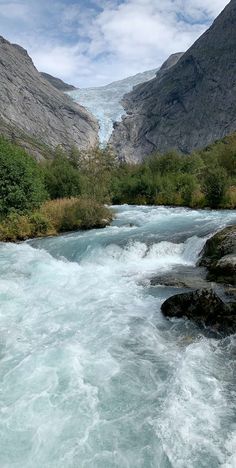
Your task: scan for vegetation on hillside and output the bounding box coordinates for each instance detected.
[111,134,236,208]
[0,132,235,241]
[0,136,47,216]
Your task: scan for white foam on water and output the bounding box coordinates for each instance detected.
[0,206,236,467]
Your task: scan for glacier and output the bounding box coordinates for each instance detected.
[68,68,158,145]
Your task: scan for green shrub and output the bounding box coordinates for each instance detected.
[203,167,228,208]
[0,198,113,242]
[78,147,115,203]
[29,213,54,237]
[40,198,113,232]
[0,137,47,216]
[0,212,32,241]
[43,150,81,199]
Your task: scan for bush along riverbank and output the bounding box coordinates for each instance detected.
[0,198,112,242]
[0,137,112,242]
[160,225,236,336]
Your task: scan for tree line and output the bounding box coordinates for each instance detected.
[0,133,235,240]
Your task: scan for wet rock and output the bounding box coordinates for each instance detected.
[150,266,210,290]
[199,225,236,285]
[161,288,236,335]
[213,255,236,283]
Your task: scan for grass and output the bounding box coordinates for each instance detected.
[0,197,113,242]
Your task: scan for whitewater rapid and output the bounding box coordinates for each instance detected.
[0,206,236,468]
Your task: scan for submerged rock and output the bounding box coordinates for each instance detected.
[150,266,210,290]
[161,288,236,335]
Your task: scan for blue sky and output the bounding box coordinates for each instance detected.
[0,0,230,87]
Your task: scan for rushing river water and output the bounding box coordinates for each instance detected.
[0,206,236,468]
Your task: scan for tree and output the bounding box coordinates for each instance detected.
[203,167,228,208]
[78,146,115,202]
[0,137,47,217]
[43,151,81,199]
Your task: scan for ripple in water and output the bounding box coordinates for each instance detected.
[0,206,236,467]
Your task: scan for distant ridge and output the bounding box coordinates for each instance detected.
[40,72,77,92]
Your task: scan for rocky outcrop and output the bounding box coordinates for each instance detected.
[40,72,77,92]
[0,36,98,158]
[199,225,236,285]
[159,226,236,335]
[161,289,236,335]
[111,0,236,162]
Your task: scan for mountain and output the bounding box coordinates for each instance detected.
[69,67,162,146]
[110,0,236,162]
[40,72,77,92]
[0,36,98,159]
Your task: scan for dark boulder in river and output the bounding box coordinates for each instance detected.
[198,225,236,285]
[161,288,236,335]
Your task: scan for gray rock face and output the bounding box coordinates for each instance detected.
[111,0,236,162]
[0,36,98,157]
[40,72,77,92]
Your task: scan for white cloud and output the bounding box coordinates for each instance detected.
[0,1,29,20]
[67,0,229,86]
[0,0,230,87]
[32,43,93,80]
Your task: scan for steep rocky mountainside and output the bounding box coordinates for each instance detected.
[0,37,98,159]
[40,72,76,92]
[110,0,236,162]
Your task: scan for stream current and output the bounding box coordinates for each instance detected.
[0,205,236,467]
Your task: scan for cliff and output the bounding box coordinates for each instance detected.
[110,0,236,162]
[0,36,98,159]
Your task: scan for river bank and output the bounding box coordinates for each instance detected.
[0,198,113,242]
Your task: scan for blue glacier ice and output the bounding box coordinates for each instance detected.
[68,68,158,145]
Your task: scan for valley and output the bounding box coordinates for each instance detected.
[0,1,235,467]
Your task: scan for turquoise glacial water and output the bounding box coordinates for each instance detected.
[0,205,236,468]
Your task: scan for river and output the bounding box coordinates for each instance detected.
[0,205,236,468]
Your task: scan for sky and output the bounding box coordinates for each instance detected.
[0,0,230,87]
